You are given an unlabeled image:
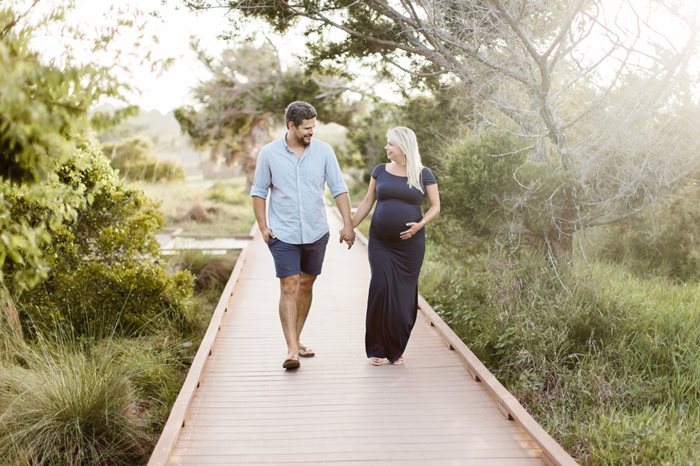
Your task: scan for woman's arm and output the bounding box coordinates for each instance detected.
[420,183,441,226]
[352,177,377,228]
[399,183,441,240]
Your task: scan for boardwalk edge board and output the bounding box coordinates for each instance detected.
[416,298,578,466]
[147,223,257,466]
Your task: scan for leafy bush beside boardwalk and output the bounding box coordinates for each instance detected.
[6,139,195,339]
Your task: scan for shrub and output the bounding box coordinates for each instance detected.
[0,344,148,466]
[170,250,238,292]
[206,180,250,205]
[588,183,700,282]
[438,131,528,238]
[12,139,196,339]
[102,136,185,182]
[22,261,195,338]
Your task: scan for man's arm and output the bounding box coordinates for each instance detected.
[334,192,355,249]
[252,196,273,242]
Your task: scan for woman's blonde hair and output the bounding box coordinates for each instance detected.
[387,126,424,193]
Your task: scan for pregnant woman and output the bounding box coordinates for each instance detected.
[352,126,441,365]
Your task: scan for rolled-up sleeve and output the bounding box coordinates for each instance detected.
[325,149,348,198]
[250,150,271,198]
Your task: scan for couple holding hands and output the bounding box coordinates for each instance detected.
[250,101,440,370]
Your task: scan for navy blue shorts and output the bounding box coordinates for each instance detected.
[267,232,330,278]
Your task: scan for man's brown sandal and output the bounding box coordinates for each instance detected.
[298,344,315,358]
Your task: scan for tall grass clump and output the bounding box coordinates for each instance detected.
[170,250,238,292]
[0,340,148,465]
[98,336,195,434]
[422,245,700,464]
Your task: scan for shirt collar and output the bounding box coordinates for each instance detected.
[283,133,313,156]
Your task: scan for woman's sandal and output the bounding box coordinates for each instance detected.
[369,357,389,366]
[392,357,405,365]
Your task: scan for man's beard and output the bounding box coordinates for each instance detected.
[294,133,311,147]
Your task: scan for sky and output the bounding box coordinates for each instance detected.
[27,0,288,113]
[24,0,700,113]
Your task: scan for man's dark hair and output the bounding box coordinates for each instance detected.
[285,101,317,127]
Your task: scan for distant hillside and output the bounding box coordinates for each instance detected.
[96,106,207,177]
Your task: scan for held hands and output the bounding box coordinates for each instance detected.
[400,221,424,240]
[339,225,356,249]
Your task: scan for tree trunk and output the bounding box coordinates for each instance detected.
[545,187,577,262]
[238,118,269,188]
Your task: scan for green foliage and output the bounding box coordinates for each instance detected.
[580,407,700,465]
[100,336,194,433]
[206,180,250,205]
[348,102,401,176]
[588,181,700,282]
[195,1,439,81]
[170,250,238,292]
[22,262,195,338]
[422,247,700,464]
[9,140,195,338]
[1,148,89,292]
[0,7,85,184]
[398,82,475,169]
[0,2,140,292]
[0,343,148,465]
[0,5,133,184]
[438,131,528,238]
[102,136,185,182]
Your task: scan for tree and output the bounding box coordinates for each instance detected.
[174,41,360,184]
[0,1,149,292]
[0,1,166,335]
[184,0,700,260]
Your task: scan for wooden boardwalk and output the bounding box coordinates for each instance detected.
[150,210,577,466]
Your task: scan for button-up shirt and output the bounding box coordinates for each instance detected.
[250,134,348,244]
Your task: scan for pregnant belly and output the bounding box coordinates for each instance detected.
[371,201,422,238]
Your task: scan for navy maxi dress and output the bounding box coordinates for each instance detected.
[366,163,437,362]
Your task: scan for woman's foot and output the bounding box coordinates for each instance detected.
[392,357,405,365]
[369,357,389,366]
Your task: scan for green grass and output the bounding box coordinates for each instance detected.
[0,340,148,466]
[140,177,254,236]
[421,252,700,465]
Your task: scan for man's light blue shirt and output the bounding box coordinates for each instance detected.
[250,134,348,244]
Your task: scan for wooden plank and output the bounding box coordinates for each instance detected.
[168,449,541,463]
[168,457,543,466]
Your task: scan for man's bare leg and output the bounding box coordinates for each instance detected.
[279,274,301,364]
[296,272,317,356]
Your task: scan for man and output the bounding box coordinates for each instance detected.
[250,101,356,370]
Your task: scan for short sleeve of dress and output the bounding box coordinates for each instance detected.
[371,164,384,179]
[422,167,437,186]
